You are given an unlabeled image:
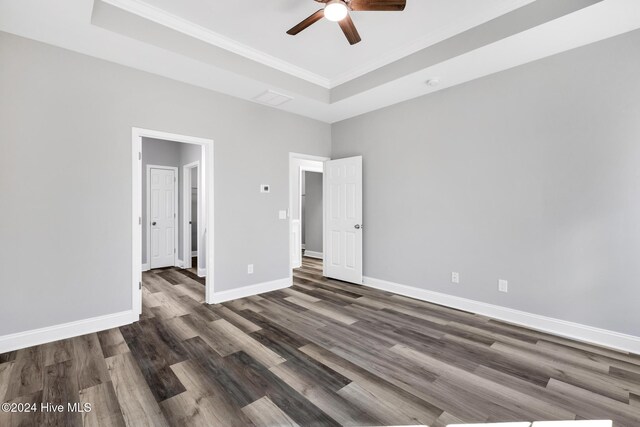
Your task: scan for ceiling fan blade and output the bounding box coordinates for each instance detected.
[338,14,361,45]
[349,0,406,11]
[287,9,325,35]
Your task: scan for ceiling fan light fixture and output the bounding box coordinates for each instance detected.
[324,0,349,22]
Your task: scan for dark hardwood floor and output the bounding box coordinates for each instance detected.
[1,257,640,426]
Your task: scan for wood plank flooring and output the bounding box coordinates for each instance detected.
[1,257,640,426]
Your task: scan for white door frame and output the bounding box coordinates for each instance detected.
[146,165,178,269]
[132,128,215,316]
[182,161,202,272]
[289,153,329,284]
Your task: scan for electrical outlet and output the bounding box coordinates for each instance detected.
[451,272,460,284]
[498,279,508,293]
[247,264,254,274]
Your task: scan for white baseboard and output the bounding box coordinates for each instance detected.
[363,276,640,355]
[191,251,197,257]
[176,259,184,268]
[142,263,149,272]
[210,277,291,304]
[301,244,306,250]
[304,251,323,259]
[197,267,206,277]
[0,310,137,354]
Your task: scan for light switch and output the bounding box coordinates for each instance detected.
[260,184,270,193]
[279,210,287,220]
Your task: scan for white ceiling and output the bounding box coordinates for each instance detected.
[1,0,640,123]
[135,0,534,85]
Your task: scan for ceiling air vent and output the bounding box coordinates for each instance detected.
[252,90,293,107]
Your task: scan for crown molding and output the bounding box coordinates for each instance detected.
[4,0,637,123]
[101,0,332,88]
[328,0,535,87]
[100,0,535,90]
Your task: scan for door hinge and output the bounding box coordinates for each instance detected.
[174,248,176,253]
[138,152,141,160]
[138,216,142,225]
[139,281,142,290]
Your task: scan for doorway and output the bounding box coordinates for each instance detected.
[289,153,364,286]
[132,128,215,315]
[301,170,324,260]
[289,153,328,283]
[183,161,203,275]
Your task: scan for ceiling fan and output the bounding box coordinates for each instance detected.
[286,0,406,45]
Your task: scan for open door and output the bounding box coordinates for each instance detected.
[324,156,363,284]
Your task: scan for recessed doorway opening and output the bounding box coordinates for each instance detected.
[183,161,203,276]
[132,128,215,315]
[289,153,327,283]
[301,170,324,261]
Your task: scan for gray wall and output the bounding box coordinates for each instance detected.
[2,28,639,339]
[332,30,640,336]
[141,137,201,264]
[304,171,323,254]
[0,32,330,336]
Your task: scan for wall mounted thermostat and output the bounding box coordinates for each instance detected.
[260,184,270,193]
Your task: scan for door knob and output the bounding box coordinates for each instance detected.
[152,221,157,226]
[354,224,361,229]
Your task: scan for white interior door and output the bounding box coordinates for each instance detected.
[150,167,176,269]
[324,156,362,284]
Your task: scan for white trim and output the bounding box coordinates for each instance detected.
[210,278,291,304]
[100,0,533,89]
[132,129,142,316]
[0,310,136,354]
[177,259,184,268]
[101,0,331,88]
[301,244,306,250]
[304,251,323,260]
[141,263,149,272]
[289,152,331,162]
[146,164,179,269]
[363,276,640,355]
[182,160,201,270]
[289,153,329,283]
[328,0,535,87]
[197,267,206,278]
[132,127,215,313]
